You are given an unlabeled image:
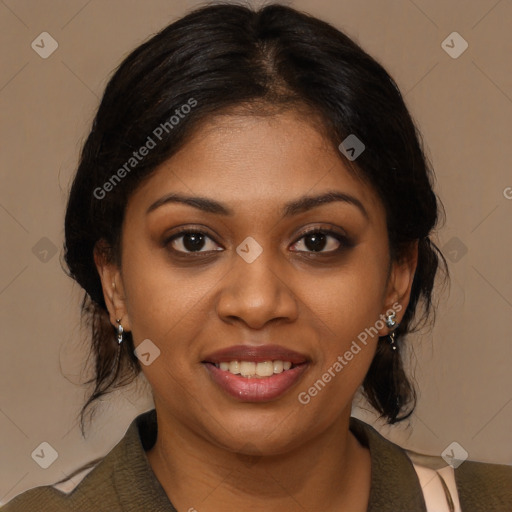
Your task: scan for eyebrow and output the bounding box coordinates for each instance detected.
[146,190,369,219]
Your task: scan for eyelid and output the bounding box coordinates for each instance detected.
[294,224,348,240]
[164,227,223,253]
[290,226,352,253]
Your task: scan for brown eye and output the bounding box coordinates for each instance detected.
[166,230,223,254]
[290,229,351,254]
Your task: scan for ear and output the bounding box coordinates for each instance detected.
[379,241,418,334]
[93,239,132,332]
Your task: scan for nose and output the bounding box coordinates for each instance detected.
[215,246,299,329]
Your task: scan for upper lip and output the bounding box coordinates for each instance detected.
[202,344,309,364]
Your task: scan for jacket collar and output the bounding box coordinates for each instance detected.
[109,409,426,512]
[350,417,426,511]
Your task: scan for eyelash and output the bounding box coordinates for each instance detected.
[163,226,352,258]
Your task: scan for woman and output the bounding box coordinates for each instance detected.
[3,3,511,511]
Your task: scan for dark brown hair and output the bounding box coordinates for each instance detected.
[64,2,447,435]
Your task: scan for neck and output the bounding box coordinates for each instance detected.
[146,405,371,512]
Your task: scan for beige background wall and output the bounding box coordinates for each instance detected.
[1,0,511,504]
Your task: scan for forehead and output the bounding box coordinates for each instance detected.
[128,110,384,222]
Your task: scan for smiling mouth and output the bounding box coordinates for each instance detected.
[205,360,303,378]
[202,360,309,402]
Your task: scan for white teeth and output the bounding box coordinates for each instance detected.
[256,361,274,377]
[240,361,256,377]
[273,360,284,373]
[215,360,296,377]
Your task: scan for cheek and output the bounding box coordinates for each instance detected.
[298,246,388,397]
[120,240,217,348]
[120,248,214,410]
[310,250,388,338]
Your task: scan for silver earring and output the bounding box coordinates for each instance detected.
[388,330,398,351]
[385,312,399,351]
[116,319,124,344]
[385,311,397,328]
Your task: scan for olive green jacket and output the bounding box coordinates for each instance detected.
[2,409,511,511]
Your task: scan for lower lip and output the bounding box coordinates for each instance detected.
[203,363,309,402]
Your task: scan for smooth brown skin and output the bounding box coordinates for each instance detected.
[95,110,418,512]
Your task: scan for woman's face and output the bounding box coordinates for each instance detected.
[99,110,415,454]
